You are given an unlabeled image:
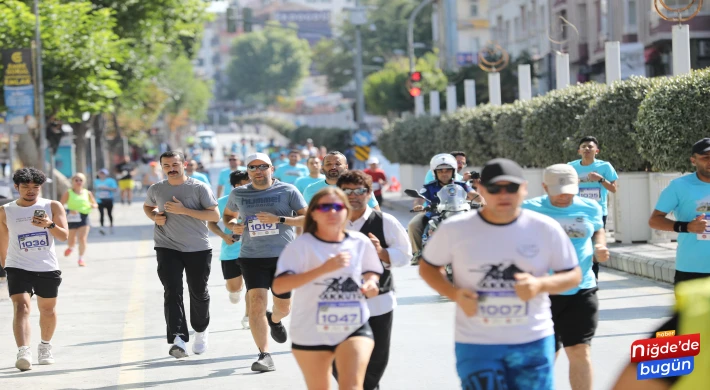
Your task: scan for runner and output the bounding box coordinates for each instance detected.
[294,156,324,195]
[363,157,388,205]
[335,171,411,389]
[423,151,468,183]
[568,136,618,281]
[302,151,380,210]
[217,154,245,198]
[208,169,251,330]
[143,151,220,358]
[272,186,383,389]
[274,149,309,185]
[0,168,68,371]
[419,158,581,390]
[222,152,308,372]
[94,169,118,235]
[649,138,710,287]
[186,159,210,185]
[116,155,136,205]
[522,164,609,390]
[60,173,98,267]
[141,161,163,194]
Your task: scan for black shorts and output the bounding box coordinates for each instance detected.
[238,257,291,299]
[291,323,374,351]
[674,270,710,285]
[67,213,90,229]
[550,288,599,351]
[221,259,243,280]
[5,267,62,298]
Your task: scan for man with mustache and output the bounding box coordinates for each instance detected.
[302,151,380,210]
[143,151,220,359]
[222,153,308,372]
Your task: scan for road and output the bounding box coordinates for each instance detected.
[0,131,676,390]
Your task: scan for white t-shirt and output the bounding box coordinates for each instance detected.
[422,209,578,345]
[275,231,384,346]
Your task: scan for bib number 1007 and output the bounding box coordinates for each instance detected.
[476,291,528,326]
[18,232,49,252]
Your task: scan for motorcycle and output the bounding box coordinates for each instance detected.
[405,183,481,282]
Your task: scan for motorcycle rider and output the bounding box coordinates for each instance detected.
[408,154,484,264]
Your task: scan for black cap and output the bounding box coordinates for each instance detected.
[481,158,525,185]
[692,138,710,155]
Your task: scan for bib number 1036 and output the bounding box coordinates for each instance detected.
[18,232,49,252]
[476,291,528,326]
[316,301,363,333]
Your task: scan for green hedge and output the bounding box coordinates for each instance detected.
[636,68,710,172]
[379,68,710,172]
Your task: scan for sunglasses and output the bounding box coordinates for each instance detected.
[341,188,368,196]
[314,203,346,212]
[247,164,270,172]
[485,183,521,194]
[228,158,237,161]
[74,179,84,182]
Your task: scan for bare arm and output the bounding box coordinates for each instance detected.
[272,264,331,296]
[612,363,669,390]
[602,180,617,194]
[593,228,607,248]
[143,204,159,222]
[0,208,8,268]
[87,191,99,208]
[59,191,69,205]
[48,201,69,242]
[216,185,224,198]
[183,206,220,222]
[223,206,240,227]
[649,210,676,232]
[283,207,306,227]
[540,267,582,295]
[419,261,458,301]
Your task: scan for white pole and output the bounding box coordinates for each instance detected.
[488,73,501,106]
[415,95,425,117]
[464,79,476,107]
[555,52,570,89]
[518,64,532,101]
[672,25,691,76]
[430,91,441,116]
[446,85,456,114]
[605,41,621,84]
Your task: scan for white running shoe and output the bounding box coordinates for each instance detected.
[192,330,209,355]
[242,316,250,330]
[169,337,189,359]
[16,347,32,371]
[38,343,55,365]
[229,290,242,304]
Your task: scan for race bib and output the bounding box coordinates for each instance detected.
[248,218,279,237]
[698,214,710,240]
[579,187,601,202]
[316,301,364,333]
[67,212,82,223]
[97,190,111,199]
[476,291,529,326]
[18,231,49,252]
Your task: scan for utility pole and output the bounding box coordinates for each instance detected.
[34,0,52,199]
[352,1,367,129]
[408,0,433,73]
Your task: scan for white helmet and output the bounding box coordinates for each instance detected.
[430,153,457,173]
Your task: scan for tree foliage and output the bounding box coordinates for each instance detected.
[225,22,311,105]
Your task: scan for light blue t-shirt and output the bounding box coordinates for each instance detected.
[94,178,118,203]
[568,159,618,217]
[189,171,210,185]
[217,195,242,261]
[424,169,463,184]
[655,173,710,273]
[218,166,247,188]
[522,195,604,295]
[294,175,325,194]
[303,179,378,208]
[274,158,289,168]
[274,163,309,184]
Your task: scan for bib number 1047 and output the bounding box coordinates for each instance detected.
[316,301,363,333]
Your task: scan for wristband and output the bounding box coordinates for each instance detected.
[598,178,604,184]
[674,222,689,233]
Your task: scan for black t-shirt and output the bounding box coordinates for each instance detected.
[116,162,135,181]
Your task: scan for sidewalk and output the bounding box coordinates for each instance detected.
[381,192,678,285]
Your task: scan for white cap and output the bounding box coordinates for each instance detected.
[367,157,379,165]
[245,153,272,166]
[543,164,579,196]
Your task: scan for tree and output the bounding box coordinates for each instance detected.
[363,52,447,116]
[313,0,433,91]
[224,22,311,105]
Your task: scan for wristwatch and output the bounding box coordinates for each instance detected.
[279,216,286,224]
[46,223,56,230]
[598,178,604,184]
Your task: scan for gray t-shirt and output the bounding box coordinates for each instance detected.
[145,177,218,252]
[226,181,307,258]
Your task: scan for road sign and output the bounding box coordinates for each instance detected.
[354,146,370,161]
[352,130,372,147]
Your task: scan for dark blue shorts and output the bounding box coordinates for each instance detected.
[455,334,555,390]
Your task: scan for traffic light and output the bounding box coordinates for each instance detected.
[243,7,253,33]
[226,7,237,33]
[408,71,423,97]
